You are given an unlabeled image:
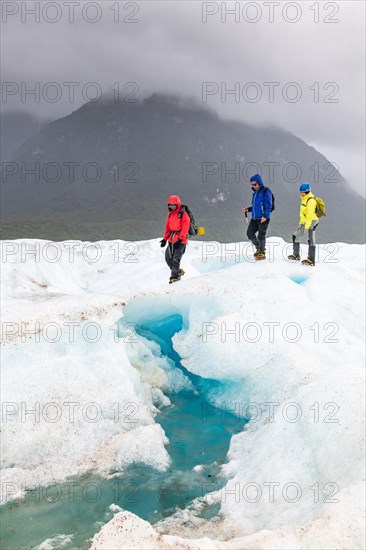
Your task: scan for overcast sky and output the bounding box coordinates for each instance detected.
[2,0,365,195]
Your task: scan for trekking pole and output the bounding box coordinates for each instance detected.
[242,191,249,226]
[244,206,255,256]
[242,192,248,225]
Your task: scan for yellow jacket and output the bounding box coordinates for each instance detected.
[299,192,318,230]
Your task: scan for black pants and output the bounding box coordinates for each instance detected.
[165,240,186,278]
[247,219,270,252]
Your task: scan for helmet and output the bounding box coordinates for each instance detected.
[299,183,311,193]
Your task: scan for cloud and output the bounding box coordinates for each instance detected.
[1,0,365,194]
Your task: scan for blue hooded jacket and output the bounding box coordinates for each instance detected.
[247,174,272,220]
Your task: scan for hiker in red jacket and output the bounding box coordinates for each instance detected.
[160,195,190,284]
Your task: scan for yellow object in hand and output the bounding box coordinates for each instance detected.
[197,227,206,235]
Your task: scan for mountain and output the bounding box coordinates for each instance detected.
[0,111,49,163]
[1,95,364,242]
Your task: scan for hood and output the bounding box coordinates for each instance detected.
[167,195,181,207]
[301,191,315,204]
[250,173,264,189]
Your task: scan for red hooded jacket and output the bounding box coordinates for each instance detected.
[163,195,190,244]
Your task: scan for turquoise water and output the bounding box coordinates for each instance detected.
[289,274,309,285]
[1,314,243,550]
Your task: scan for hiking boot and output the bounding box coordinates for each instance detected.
[288,254,301,261]
[169,276,181,284]
[301,257,315,266]
[178,268,185,277]
[255,251,266,261]
[253,249,261,258]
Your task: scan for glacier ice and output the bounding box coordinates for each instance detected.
[1,237,365,549]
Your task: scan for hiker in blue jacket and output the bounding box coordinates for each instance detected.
[243,174,273,261]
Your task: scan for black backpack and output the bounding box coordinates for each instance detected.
[178,204,198,236]
[263,187,275,212]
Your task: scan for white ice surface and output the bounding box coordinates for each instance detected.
[35,534,74,550]
[1,237,365,549]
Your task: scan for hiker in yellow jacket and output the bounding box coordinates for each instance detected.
[288,183,319,266]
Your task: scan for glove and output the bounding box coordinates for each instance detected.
[160,239,167,247]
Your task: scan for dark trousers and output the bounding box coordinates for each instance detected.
[293,221,318,262]
[165,240,186,278]
[247,219,270,252]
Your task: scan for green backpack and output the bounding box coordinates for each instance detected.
[307,196,326,218]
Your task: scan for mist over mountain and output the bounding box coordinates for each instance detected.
[1,94,364,243]
[0,111,50,163]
